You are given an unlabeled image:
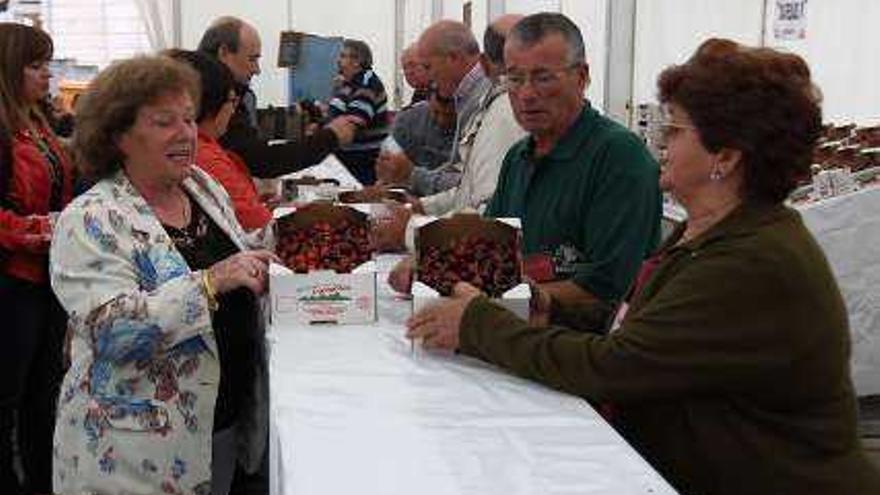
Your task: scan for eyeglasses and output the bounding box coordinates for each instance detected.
[500,64,581,92]
[659,122,697,142]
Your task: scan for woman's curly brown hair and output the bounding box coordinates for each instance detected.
[73,55,199,179]
[658,39,822,202]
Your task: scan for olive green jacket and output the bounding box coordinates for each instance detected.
[461,201,880,495]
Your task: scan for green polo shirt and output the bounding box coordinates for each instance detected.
[485,104,660,302]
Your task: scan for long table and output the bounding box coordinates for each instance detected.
[291,156,880,396]
[268,256,678,495]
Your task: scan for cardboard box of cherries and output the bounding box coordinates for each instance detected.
[411,213,530,320]
[269,202,377,325]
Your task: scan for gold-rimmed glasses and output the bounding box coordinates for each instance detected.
[659,121,697,143]
[500,64,582,92]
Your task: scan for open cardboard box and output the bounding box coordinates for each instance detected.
[280,176,341,204]
[270,203,377,325]
[411,213,530,320]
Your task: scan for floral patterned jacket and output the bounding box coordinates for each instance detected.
[50,168,270,494]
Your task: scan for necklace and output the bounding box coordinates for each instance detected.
[163,195,208,250]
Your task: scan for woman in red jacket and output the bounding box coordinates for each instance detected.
[168,49,273,231]
[0,23,75,494]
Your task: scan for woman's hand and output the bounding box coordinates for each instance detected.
[208,249,280,295]
[406,282,481,350]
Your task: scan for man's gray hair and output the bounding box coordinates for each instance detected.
[430,21,480,57]
[198,16,245,56]
[508,12,586,65]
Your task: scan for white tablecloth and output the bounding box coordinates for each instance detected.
[798,186,880,396]
[268,256,677,495]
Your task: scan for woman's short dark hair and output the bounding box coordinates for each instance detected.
[166,49,236,122]
[73,55,200,179]
[343,39,373,69]
[658,39,822,202]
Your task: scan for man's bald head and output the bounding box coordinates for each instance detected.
[418,20,480,59]
[492,14,524,37]
[401,43,429,90]
[417,20,481,97]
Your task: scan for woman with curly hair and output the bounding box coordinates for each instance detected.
[51,55,274,494]
[407,38,880,495]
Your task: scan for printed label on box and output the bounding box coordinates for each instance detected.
[270,263,377,325]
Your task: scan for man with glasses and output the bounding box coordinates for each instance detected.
[376,19,490,198]
[401,43,431,108]
[487,12,661,331]
[419,15,526,214]
[376,16,526,213]
[372,16,525,253]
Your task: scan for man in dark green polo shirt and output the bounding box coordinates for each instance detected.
[485,13,660,329]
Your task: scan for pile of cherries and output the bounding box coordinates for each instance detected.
[277,220,373,273]
[417,236,520,297]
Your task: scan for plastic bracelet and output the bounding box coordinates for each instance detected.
[201,270,220,311]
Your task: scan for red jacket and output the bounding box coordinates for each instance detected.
[1,123,75,283]
[196,130,272,231]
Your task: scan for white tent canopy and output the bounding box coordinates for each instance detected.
[175,0,877,127]
[5,1,875,126]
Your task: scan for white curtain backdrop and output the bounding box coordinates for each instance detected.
[763,0,880,126]
[632,0,879,126]
[134,0,172,50]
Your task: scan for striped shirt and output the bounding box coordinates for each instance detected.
[329,69,390,152]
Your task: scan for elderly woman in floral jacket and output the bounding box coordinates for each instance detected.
[50,56,274,495]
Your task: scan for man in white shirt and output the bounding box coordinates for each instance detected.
[373,15,525,250]
[424,14,525,215]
